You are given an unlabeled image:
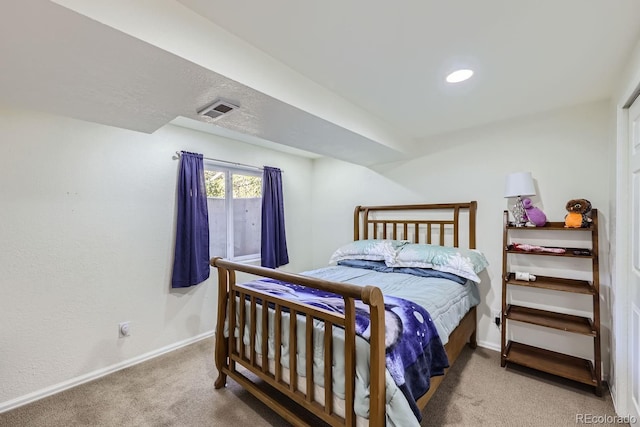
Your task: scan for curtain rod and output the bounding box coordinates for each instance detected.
[175,151,266,172]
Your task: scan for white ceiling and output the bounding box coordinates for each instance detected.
[178,0,640,140]
[2,1,640,166]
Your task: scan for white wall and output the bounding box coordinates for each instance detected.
[0,107,313,410]
[0,99,615,410]
[311,100,612,367]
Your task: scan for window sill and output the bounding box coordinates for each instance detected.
[231,256,261,265]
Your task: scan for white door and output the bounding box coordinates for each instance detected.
[628,96,640,418]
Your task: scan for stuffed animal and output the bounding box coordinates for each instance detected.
[522,198,547,227]
[564,198,592,228]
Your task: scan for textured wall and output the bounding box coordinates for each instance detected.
[0,107,313,408]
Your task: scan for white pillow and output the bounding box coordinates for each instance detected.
[329,239,408,264]
[389,243,489,283]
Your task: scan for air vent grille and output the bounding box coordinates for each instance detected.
[198,99,239,120]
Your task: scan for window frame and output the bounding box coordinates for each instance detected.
[204,160,262,263]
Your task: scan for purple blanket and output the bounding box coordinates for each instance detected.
[239,278,449,422]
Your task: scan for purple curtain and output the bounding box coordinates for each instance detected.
[261,166,289,268]
[171,152,210,288]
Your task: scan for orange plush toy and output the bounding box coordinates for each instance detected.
[564,199,592,228]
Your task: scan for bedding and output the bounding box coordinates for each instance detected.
[236,277,448,422]
[329,239,408,263]
[389,243,489,283]
[225,264,480,426]
[213,201,481,427]
[336,259,468,284]
[330,240,489,283]
[306,266,480,346]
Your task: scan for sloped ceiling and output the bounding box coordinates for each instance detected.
[2,0,640,165]
[0,0,408,165]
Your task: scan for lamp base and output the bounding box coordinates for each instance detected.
[510,196,528,227]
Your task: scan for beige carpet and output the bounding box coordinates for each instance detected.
[0,338,625,427]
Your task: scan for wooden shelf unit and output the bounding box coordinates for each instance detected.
[505,248,593,258]
[501,209,602,396]
[506,221,591,230]
[504,341,597,387]
[504,273,595,294]
[506,305,596,336]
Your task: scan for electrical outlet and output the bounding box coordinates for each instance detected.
[119,321,131,337]
[492,309,501,327]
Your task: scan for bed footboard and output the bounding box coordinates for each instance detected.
[211,257,387,427]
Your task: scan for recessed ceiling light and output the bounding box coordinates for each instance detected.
[446,69,474,83]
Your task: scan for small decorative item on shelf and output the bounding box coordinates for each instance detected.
[508,243,566,254]
[522,197,547,227]
[564,198,593,228]
[572,248,592,256]
[515,271,537,281]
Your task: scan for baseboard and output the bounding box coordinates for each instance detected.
[0,330,215,414]
[477,340,501,352]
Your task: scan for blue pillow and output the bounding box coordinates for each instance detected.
[392,267,467,284]
[337,259,394,272]
[337,259,467,284]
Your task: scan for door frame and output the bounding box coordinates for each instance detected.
[613,53,640,417]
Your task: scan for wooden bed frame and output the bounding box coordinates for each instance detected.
[211,202,478,426]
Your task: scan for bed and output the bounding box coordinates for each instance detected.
[210,202,484,426]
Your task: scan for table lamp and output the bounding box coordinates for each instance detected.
[504,172,536,227]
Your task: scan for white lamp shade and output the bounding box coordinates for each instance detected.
[504,172,536,198]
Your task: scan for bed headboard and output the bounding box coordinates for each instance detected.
[353,202,477,249]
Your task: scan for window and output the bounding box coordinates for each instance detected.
[204,162,262,262]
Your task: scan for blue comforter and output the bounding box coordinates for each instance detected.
[239,277,449,422]
[225,265,480,425]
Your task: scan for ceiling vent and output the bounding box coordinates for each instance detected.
[197,99,239,120]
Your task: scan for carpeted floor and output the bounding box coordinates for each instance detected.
[0,337,626,426]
